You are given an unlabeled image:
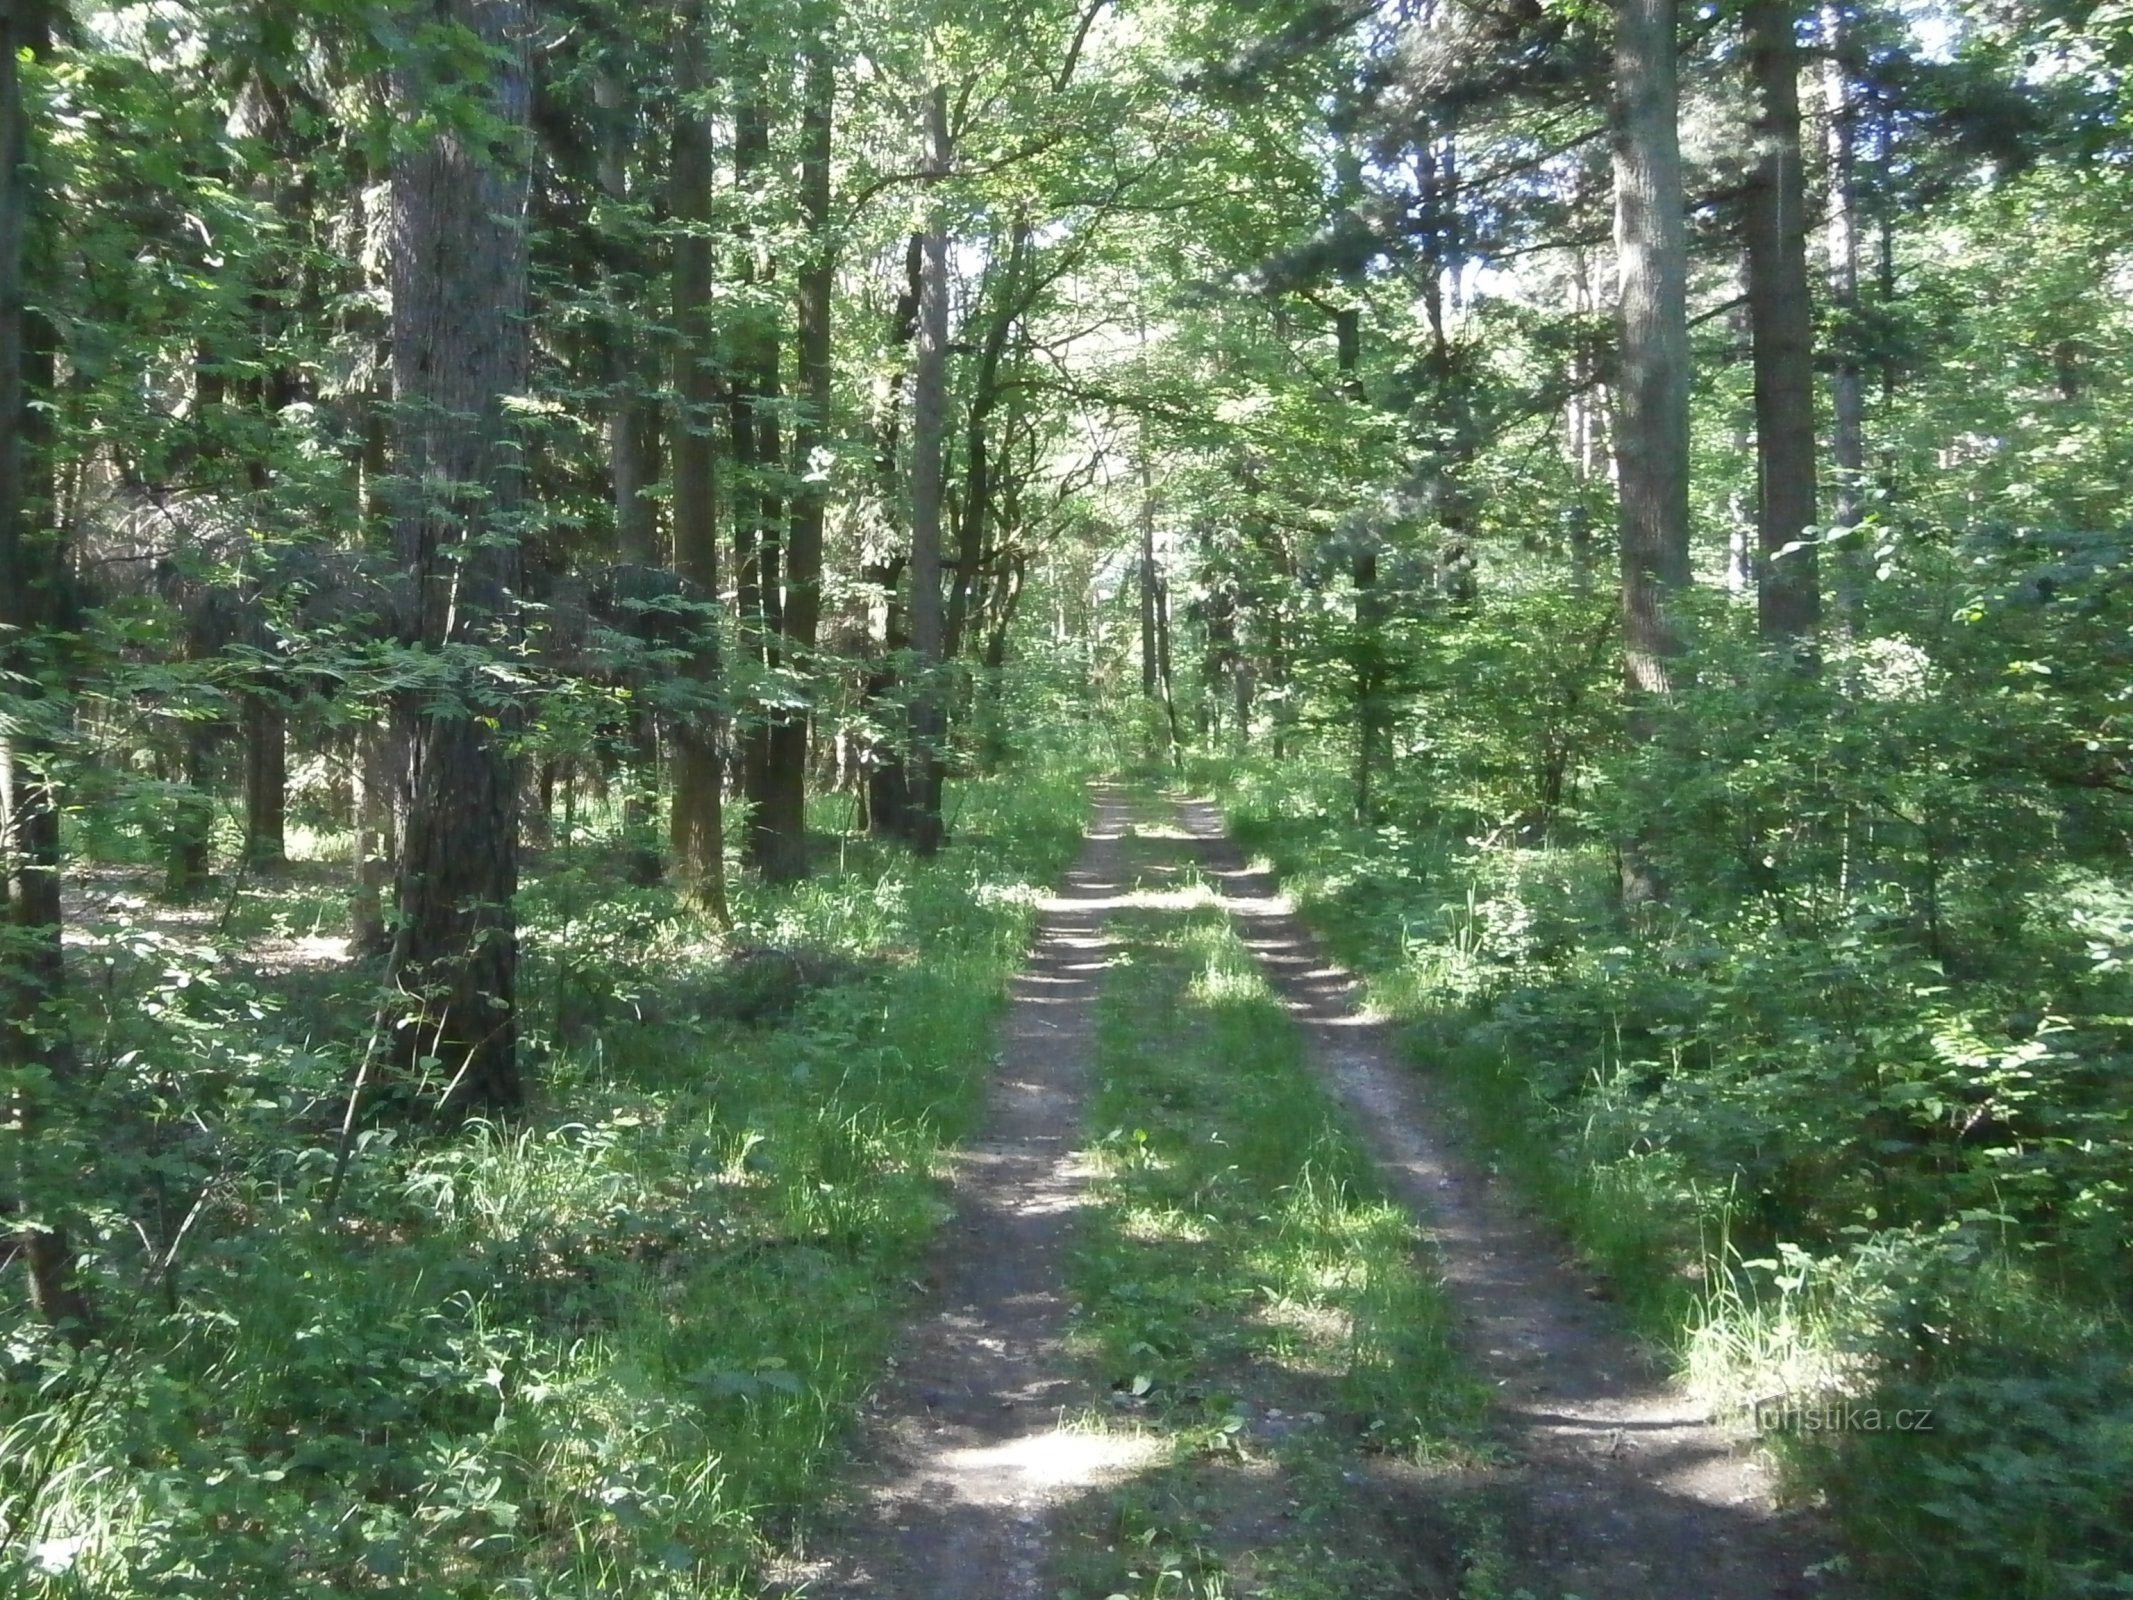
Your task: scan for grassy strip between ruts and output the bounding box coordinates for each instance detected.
[1,766,1089,1600]
[1048,808,1506,1600]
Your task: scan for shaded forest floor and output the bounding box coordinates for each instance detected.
[9,768,2128,1598]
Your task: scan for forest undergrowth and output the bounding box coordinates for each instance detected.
[1206,748,2133,1600]
[0,763,1089,1599]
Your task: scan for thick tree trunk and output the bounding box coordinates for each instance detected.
[668,5,730,919]
[1744,0,1820,648]
[1611,0,1692,905]
[903,85,951,857]
[1,0,91,1341]
[385,0,532,1117]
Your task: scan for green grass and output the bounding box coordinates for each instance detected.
[1201,746,2133,1600]
[0,765,1089,1598]
[1048,811,1493,1600]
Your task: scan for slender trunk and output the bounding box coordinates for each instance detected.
[594,68,659,570]
[903,85,951,856]
[351,720,398,953]
[1155,572,1182,764]
[1,0,91,1340]
[1333,305,1387,821]
[597,55,666,894]
[1611,0,1692,905]
[385,0,532,1116]
[728,54,796,880]
[1139,447,1159,701]
[1823,5,1866,626]
[862,237,923,833]
[668,5,730,919]
[945,220,1029,663]
[165,695,217,901]
[1743,0,1819,648]
[755,23,835,883]
[243,691,287,870]
[351,382,400,952]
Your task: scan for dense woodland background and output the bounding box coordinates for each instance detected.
[3,0,2130,1594]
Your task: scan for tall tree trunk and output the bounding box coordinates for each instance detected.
[902,85,951,856]
[1,0,91,1341]
[351,377,400,952]
[231,75,302,877]
[1139,443,1159,701]
[352,719,398,953]
[594,54,665,890]
[1333,305,1387,823]
[755,20,835,883]
[594,66,660,570]
[668,4,730,919]
[728,50,795,880]
[1743,0,1819,648]
[1822,4,1866,626]
[1611,0,1692,905]
[945,220,1029,664]
[1154,571,1182,763]
[385,0,533,1116]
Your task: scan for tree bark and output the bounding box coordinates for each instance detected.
[594,66,660,571]
[1,0,92,1341]
[903,84,951,856]
[385,0,533,1117]
[668,2,730,919]
[727,46,798,881]
[243,691,287,870]
[1822,4,1866,626]
[1611,0,1692,904]
[1743,0,1820,648]
[754,20,836,884]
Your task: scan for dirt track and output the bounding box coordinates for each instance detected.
[779,788,1851,1599]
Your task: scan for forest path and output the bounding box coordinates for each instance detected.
[1170,795,1851,1600]
[775,788,1847,1600]
[770,787,1154,1600]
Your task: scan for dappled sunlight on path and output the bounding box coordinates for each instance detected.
[771,789,1157,1600]
[1171,795,1853,1600]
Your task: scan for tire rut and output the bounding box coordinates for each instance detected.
[773,788,1154,1599]
[1173,795,1854,1600]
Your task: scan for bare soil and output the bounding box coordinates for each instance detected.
[778,790,1856,1599]
[771,788,1156,1600]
